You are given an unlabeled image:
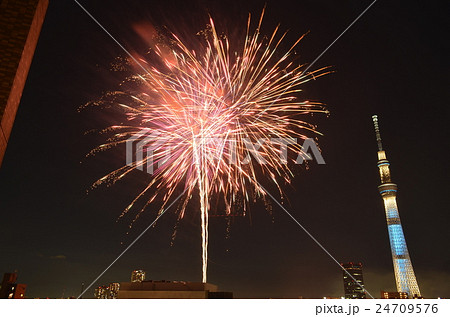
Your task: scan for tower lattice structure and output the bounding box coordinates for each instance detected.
[372,115,421,298]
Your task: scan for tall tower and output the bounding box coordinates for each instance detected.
[372,115,421,298]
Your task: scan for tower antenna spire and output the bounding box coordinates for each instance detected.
[372,115,421,298]
[372,115,383,151]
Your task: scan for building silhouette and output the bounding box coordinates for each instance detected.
[118,280,232,299]
[94,285,108,299]
[0,0,48,166]
[94,270,233,299]
[372,115,421,298]
[0,272,26,299]
[94,282,120,299]
[131,269,145,283]
[342,262,366,299]
[381,291,408,299]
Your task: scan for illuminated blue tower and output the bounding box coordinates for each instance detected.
[372,115,421,298]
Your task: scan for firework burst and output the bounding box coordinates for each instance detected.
[86,9,328,283]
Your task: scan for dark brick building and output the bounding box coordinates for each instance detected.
[0,0,48,166]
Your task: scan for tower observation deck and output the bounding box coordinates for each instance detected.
[372,115,421,298]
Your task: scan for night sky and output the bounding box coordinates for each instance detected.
[0,0,448,299]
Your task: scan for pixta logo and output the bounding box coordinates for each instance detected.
[126,130,325,175]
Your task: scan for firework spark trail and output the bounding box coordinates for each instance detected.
[88,9,328,283]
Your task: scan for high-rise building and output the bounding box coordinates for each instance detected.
[131,270,145,282]
[0,0,49,166]
[372,115,421,298]
[342,262,366,299]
